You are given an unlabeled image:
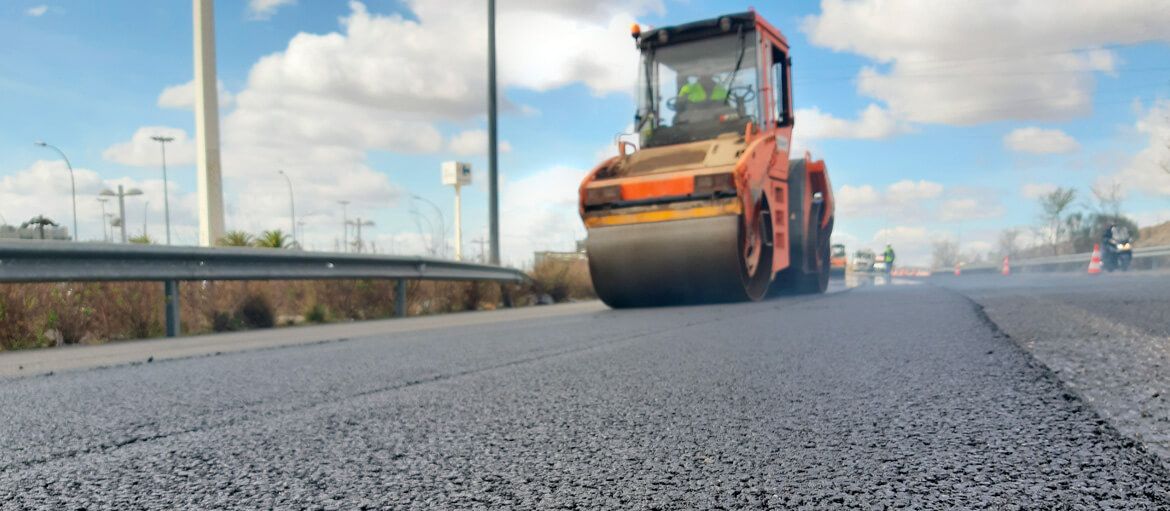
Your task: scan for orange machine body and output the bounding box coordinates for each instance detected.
[579,12,834,281]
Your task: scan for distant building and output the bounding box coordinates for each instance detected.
[534,239,587,266]
[0,224,72,241]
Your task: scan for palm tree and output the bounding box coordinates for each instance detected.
[21,215,58,240]
[254,229,291,249]
[217,230,254,247]
[128,233,155,244]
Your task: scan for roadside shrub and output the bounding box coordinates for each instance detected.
[304,303,328,323]
[528,259,594,303]
[211,311,240,332]
[238,294,275,329]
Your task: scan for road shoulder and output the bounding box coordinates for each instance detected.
[0,301,608,379]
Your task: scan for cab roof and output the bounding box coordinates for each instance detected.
[637,11,787,50]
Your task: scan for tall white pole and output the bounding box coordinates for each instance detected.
[97,199,109,242]
[152,135,174,245]
[117,185,128,244]
[454,183,463,261]
[194,0,226,246]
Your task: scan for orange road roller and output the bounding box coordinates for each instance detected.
[579,11,835,308]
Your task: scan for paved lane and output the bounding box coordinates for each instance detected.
[1,283,1167,509]
[939,271,1170,463]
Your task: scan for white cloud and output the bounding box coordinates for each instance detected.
[0,161,197,243]
[447,129,512,156]
[25,5,48,17]
[500,165,588,265]
[102,127,197,168]
[249,0,295,20]
[803,0,1170,125]
[837,179,943,219]
[938,197,1004,222]
[204,0,653,250]
[238,1,645,123]
[795,104,903,140]
[157,79,235,110]
[1021,182,1058,199]
[1112,99,1170,197]
[835,184,881,218]
[838,180,1002,225]
[886,179,943,203]
[1004,127,1080,154]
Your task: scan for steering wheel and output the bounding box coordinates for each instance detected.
[665,96,680,112]
[726,85,756,104]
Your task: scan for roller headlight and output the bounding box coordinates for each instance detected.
[584,185,622,206]
[693,173,737,196]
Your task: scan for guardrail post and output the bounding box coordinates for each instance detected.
[501,283,513,309]
[164,280,181,337]
[395,279,407,318]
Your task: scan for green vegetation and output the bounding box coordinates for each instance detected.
[0,258,596,351]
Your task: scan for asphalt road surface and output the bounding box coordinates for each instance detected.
[938,271,1170,464]
[2,277,1168,509]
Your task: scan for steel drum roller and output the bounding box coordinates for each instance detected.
[586,215,761,307]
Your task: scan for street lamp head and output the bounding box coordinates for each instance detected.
[99,189,116,197]
[34,141,47,147]
[151,135,175,143]
[125,188,144,196]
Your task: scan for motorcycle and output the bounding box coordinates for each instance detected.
[1102,236,1133,272]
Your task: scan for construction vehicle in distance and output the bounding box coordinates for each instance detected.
[830,243,847,277]
[852,249,876,273]
[578,11,835,307]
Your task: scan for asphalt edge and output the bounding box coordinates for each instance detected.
[934,281,1170,475]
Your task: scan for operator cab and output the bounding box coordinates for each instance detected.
[635,12,792,148]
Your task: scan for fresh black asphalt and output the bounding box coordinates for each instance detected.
[1,280,1167,509]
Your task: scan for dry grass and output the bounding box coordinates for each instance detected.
[0,258,597,351]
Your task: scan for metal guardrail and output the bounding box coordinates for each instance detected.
[0,241,527,337]
[936,244,1170,274]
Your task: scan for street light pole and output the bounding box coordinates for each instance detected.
[277,170,297,248]
[100,185,143,243]
[151,135,175,245]
[34,141,78,241]
[410,195,447,256]
[338,200,350,253]
[487,0,500,265]
[346,218,374,253]
[96,198,110,242]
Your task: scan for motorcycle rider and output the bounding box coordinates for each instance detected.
[1101,223,1133,271]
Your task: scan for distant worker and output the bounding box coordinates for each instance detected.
[678,75,731,105]
[883,244,895,275]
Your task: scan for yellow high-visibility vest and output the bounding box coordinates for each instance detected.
[679,82,707,102]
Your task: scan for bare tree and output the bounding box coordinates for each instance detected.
[997,228,1021,258]
[932,239,960,269]
[1091,179,1125,219]
[1037,187,1076,254]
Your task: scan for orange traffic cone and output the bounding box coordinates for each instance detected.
[954,263,961,276]
[1087,244,1103,275]
[1002,256,1010,276]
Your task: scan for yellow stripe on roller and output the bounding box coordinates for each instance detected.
[584,201,742,228]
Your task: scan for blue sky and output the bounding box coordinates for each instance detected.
[3,0,1169,265]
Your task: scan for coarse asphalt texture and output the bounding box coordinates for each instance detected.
[1,279,1168,509]
[938,271,1170,464]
